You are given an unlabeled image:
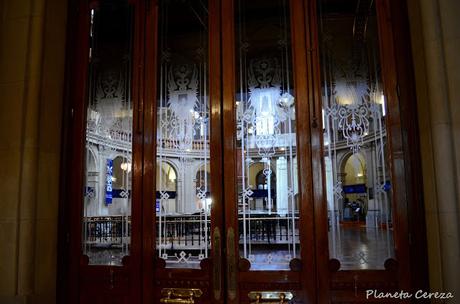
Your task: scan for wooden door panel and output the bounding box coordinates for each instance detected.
[144,0,224,302]
[78,265,132,303]
[237,272,303,303]
[221,0,317,302]
[63,0,426,303]
[312,0,426,301]
[65,0,143,303]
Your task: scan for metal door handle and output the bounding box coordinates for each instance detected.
[213,227,222,300]
[248,291,294,304]
[226,227,237,300]
[109,268,114,289]
[160,288,203,304]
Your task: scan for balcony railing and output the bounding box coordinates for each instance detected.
[82,213,300,249]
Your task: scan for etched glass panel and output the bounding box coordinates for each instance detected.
[235,0,299,270]
[156,0,210,269]
[318,0,394,269]
[82,1,133,265]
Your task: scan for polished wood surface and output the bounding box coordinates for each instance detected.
[301,0,330,302]
[59,0,428,303]
[145,1,224,303]
[63,1,144,303]
[387,0,429,292]
[221,0,317,302]
[220,0,238,302]
[142,0,156,303]
[326,0,428,302]
[289,0,318,302]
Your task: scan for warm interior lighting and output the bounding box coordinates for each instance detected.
[337,97,353,105]
[380,95,386,117]
[168,169,176,182]
[120,162,132,172]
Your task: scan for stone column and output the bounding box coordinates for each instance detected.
[0,0,67,302]
[0,0,45,299]
[409,0,460,295]
[183,162,197,214]
[437,0,460,212]
[98,148,109,216]
[175,179,183,213]
[337,173,347,221]
[293,157,298,195]
[276,157,288,215]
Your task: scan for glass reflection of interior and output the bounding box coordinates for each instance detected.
[319,0,394,270]
[82,1,133,266]
[155,0,211,269]
[235,0,300,271]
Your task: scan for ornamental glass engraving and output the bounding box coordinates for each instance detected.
[235,0,299,270]
[156,0,211,269]
[318,0,394,269]
[82,1,133,265]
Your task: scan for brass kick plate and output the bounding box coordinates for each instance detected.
[160,288,203,304]
[248,291,294,304]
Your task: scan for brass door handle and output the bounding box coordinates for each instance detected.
[213,227,222,300]
[160,288,203,304]
[226,227,237,300]
[248,291,294,304]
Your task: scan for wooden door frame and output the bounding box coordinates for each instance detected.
[307,0,429,302]
[58,0,145,303]
[221,0,319,303]
[301,0,330,302]
[58,0,428,302]
[142,0,225,303]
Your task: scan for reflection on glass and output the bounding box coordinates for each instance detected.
[82,1,133,265]
[235,0,299,270]
[318,0,394,269]
[156,0,210,269]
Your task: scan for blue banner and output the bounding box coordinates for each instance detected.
[343,184,367,194]
[155,191,177,199]
[105,159,113,205]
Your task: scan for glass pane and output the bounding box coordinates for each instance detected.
[318,0,394,269]
[82,1,133,265]
[156,0,211,269]
[235,0,299,270]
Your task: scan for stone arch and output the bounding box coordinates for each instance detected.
[340,151,366,186]
[86,145,98,172]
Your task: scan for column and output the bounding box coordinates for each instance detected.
[276,157,288,215]
[410,0,460,294]
[0,0,67,301]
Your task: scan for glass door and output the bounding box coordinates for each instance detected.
[68,0,144,303]
[146,0,317,302]
[221,0,318,302]
[66,0,421,303]
[144,0,225,303]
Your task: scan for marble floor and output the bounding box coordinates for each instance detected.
[328,224,394,270]
[84,224,394,270]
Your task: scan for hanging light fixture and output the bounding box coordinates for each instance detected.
[120,162,132,172]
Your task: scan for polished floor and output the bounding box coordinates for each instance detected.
[328,224,394,270]
[84,223,394,270]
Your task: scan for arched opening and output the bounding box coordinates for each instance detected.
[195,163,211,211]
[254,168,276,212]
[156,161,178,213]
[341,152,366,222]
